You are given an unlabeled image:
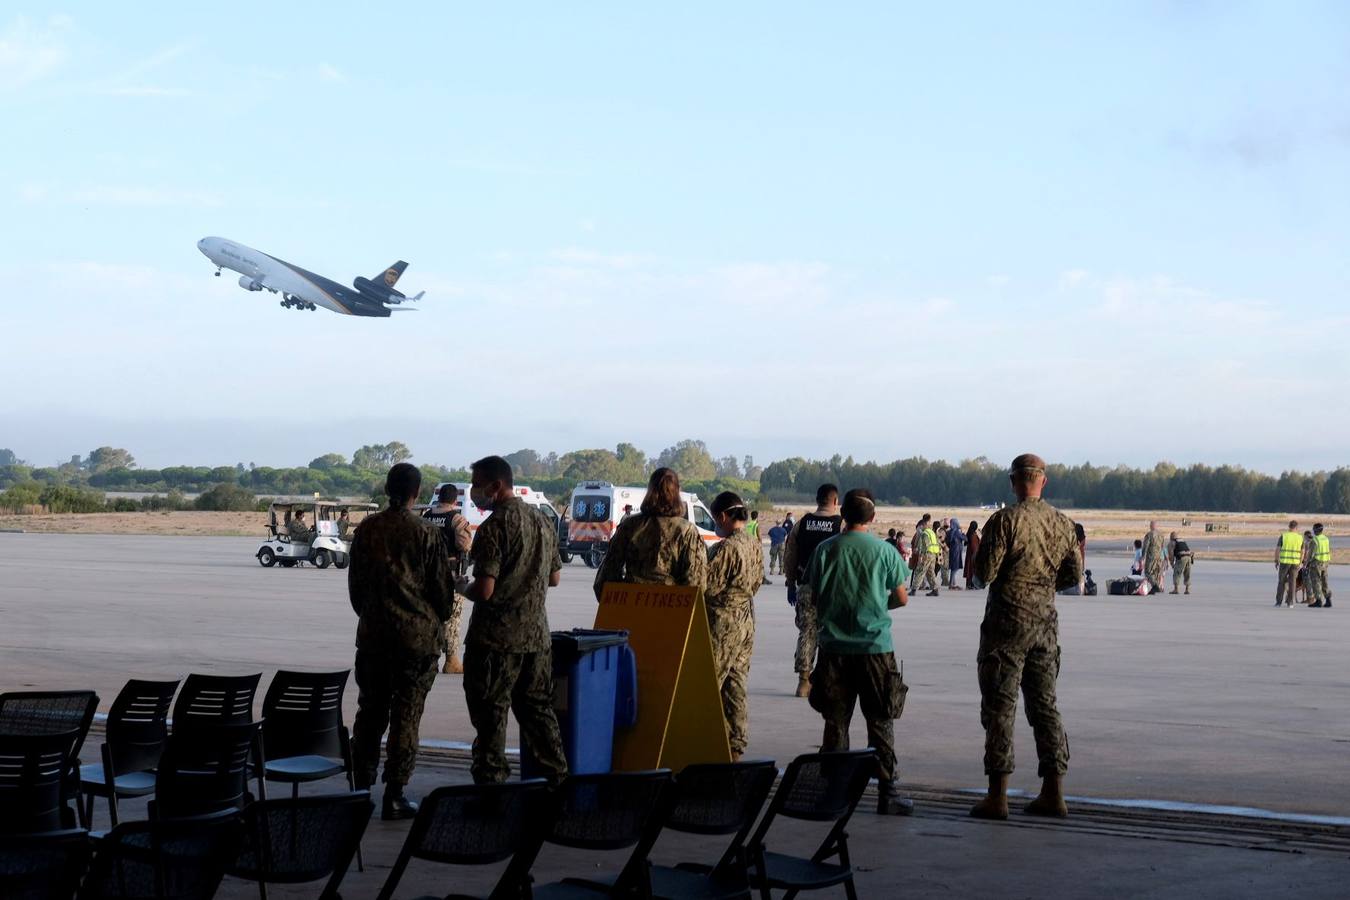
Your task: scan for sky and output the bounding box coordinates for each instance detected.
[1,2,1348,473]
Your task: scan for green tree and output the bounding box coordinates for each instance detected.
[194,483,258,512]
[0,449,19,466]
[656,440,717,482]
[309,453,347,470]
[352,442,413,470]
[87,447,136,473]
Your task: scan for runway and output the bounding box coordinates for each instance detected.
[2,532,1347,816]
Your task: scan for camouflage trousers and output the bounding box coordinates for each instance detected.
[810,651,907,784]
[1306,561,1329,604]
[794,585,817,675]
[915,555,940,592]
[707,604,755,755]
[442,594,464,660]
[463,644,568,786]
[351,647,438,787]
[1172,557,1193,591]
[1145,557,1165,592]
[769,544,784,574]
[1276,564,1300,605]
[977,616,1069,777]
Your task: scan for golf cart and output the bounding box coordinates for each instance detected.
[256,500,376,569]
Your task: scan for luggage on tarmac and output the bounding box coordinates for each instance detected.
[1108,576,1151,596]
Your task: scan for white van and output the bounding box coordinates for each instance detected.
[429,482,561,538]
[564,481,719,568]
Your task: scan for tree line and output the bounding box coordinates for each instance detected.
[760,456,1350,514]
[4,442,1350,515]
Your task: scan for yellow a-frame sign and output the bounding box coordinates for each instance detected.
[595,582,731,771]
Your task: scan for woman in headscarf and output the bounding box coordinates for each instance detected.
[946,517,966,590]
[593,467,708,599]
[963,520,980,589]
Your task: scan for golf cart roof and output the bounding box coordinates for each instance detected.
[267,500,378,512]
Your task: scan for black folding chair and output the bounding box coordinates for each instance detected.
[149,721,265,820]
[171,673,261,729]
[0,690,100,827]
[744,751,876,900]
[228,792,372,900]
[80,809,243,900]
[538,770,675,899]
[80,679,179,827]
[0,828,90,899]
[376,780,553,900]
[647,761,778,900]
[259,670,354,797]
[0,730,82,835]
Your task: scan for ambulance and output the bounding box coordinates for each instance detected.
[429,482,562,540]
[565,481,720,568]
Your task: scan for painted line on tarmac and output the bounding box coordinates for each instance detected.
[958,787,1350,828]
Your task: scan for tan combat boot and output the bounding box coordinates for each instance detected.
[795,674,811,698]
[969,773,1010,820]
[442,655,463,675]
[1024,774,1069,818]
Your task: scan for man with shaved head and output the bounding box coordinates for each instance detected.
[969,453,1083,821]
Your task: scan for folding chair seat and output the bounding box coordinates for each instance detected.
[0,828,90,900]
[79,679,178,827]
[743,751,876,900]
[80,809,242,900]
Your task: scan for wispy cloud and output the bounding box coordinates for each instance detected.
[90,41,194,98]
[69,185,226,208]
[0,15,70,90]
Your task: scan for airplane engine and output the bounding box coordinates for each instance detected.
[238,275,264,291]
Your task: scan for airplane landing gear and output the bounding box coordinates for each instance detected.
[214,269,221,276]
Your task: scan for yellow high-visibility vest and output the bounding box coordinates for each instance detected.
[923,528,941,555]
[1314,534,1331,563]
[1279,531,1304,565]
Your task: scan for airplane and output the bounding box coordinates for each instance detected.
[196,236,423,317]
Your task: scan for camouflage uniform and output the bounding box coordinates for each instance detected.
[593,512,708,599]
[973,497,1081,777]
[704,528,765,756]
[1141,530,1167,590]
[1307,533,1331,605]
[423,506,473,660]
[347,506,454,787]
[784,512,844,676]
[465,498,568,785]
[288,517,313,544]
[1170,540,1194,593]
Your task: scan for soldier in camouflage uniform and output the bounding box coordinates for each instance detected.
[914,518,942,596]
[806,488,914,815]
[969,454,1082,821]
[1141,522,1167,594]
[704,492,765,760]
[422,484,473,674]
[288,510,313,544]
[348,463,455,820]
[783,485,844,697]
[593,467,708,599]
[463,455,568,785]
[1168,531,1194,595]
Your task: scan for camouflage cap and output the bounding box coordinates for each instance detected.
[1010,453,1047,475]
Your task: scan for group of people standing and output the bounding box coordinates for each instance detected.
[1133,521,1195,595]
[344,451,1086,824]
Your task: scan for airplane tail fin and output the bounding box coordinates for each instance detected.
[376,261,408,289]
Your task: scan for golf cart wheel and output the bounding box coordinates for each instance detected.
[586,548,605,569]
[312,549,331,569]
[258,548,276,568]
[333,552,349,569]
[559,550,573,564]
[279,559,297,568]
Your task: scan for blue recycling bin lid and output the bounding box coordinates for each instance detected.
[550,628,630,665]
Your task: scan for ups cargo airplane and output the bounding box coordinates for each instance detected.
[197,236,423,317]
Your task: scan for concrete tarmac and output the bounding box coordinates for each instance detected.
[2,533,1348,818]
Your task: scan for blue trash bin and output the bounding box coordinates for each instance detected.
[522,628,636,777]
